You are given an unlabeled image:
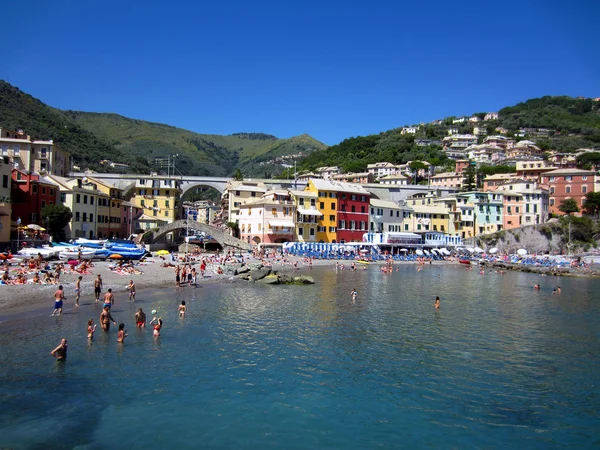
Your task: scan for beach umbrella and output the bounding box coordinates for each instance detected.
[415,249,424,256]
[424,249,430,255]
[474,247,484,253]
[489,248,498,254]
[109,254,123,259]
[399,248,408,252]
[466,247,475,253]
[155,249,170,256]
[27,224,45,231]
[517,248,527,256]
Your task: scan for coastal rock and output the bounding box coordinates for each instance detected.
[248,268,271,281]
[276,273,294,284]
[235,266,250,275]
[257,274,279,284]
[292,275,315,285]
[247,263,263,271]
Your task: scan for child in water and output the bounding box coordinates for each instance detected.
[179,300,186,317]
[351,288,357,301]
[434,296,440,309]
[87,319,97,340]
[117,323,128,343]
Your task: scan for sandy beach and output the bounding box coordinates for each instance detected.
[0,254,353,319]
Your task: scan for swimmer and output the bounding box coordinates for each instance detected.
[149,317,163,337]
[534,284,541,290]
[179,300,186,317]
[556,286,561,294]
[75,276,82,306]
[117,323,128,343]
[434,296,440,309]
[351,288,357,301]
[135,308,146,328]
[87,319,97,340]
[100,305,117,331]
[50,338,68,361]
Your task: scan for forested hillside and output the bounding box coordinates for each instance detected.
[300,96,600,173]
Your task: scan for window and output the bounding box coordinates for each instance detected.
[565,176,572,181]
[328,226,336,233]
[341,204,346,212]
[566,186,571,194]
[83,213,88,222]
[165,211,169,217]
[272,208,277,216]
[76,194,80,203]
[90,197,94,205]
[41,200,46,208]
[361,196,366,202]
[141,199,145,207]
[251,192,256,197]
[549,177,555,182]
[550,187,555,194]
[2,175,7,188]
[329,192,335,198]
[317,226,326,232]
[310,199,316,206]
[360,221,366,230]
[320,202,324,209]
[153,200,158,207]
[33,185,38,194]
[83,195,88,204]
[331,203,335,210]
[339,220,346,229]
[582,176,588,181]
[310,228,315,236]
[41,187,46,195]
[90,214,94,223]
[350,221,356,230]
[329,215,335,222]
[550,198,555,206]
[298,227,304,236]
[582,185,588,194]
[165,190,170,197]
[60,193,66,203]
[351,195,356,201]
[361,206,365,213]
[153,210,157,217]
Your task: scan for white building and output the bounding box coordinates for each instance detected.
[367,162,398,179]
[484,112,499,121]
[378,174,409,185]
[369,198,404,233]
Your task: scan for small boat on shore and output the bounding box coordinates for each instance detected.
[58,250,96,261]
[459,259,471,265]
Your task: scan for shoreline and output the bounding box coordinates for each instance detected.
[0,254,597,323]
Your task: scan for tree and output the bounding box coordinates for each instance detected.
[41,204,72,240]
[558,198,580,216]
[462,162,477,191]
[409,161,427,184]
[232,169,243,181]
[583,192,600,218]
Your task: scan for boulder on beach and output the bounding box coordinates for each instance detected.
[292,275,315,285]
[257,274,279,284]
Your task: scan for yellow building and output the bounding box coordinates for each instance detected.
[304,179,338,243]
[131,176,181,223]
[289,190,320,242]
[405,194,452,234]
[86,177,124,239]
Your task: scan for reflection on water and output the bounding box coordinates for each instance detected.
[1,265,600,448]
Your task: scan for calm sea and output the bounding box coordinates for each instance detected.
[1,265,599,449]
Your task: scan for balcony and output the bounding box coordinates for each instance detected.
[267,227,294,234]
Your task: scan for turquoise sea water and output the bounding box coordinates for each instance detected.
[1,264,599,449]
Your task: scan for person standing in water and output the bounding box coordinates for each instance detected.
[149,317,163,336]
[51,338,68,361]
[75,276,82,306]
[127,280,136,302]
[103,288,115,309]
[351,288,357,301]
[94,274,103,302]
[52,285,66,316]
[117,323,128,343]
[135,308,146,328]
[179,301,186,317]
[434,296,441,309]
[87,319,97,340]
[100,306,117,332]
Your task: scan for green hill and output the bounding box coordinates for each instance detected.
[0,80,327,177]
[300,96,600,173]
[0,80,151,172]
[61,111,326,177]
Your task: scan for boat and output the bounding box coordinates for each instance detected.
[18,246,61,259]
[58,250,96,261]
[459,259,471,265]
[356,260,371,265]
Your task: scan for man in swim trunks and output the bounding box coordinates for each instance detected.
[127,280,136,302]
[135,308,146,328]
[52,285,66,316]
[100,306,117,331]
[75,276,82,306]
[51,338,68,361]
[103,288,115,309]
[94,274,103,302]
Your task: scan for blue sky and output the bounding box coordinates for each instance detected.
[3,0,599,145]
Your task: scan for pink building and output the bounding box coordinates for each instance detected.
[238,190,296,245]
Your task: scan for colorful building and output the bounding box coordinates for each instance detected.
[540,168,595,216]
[289,190,320,242]
[238,190,295,245]
[132,176,181,223]
[304,179,339,243]
[11,169,58,227]
[221,180,267,224]
[86,177,124,239]
[0,157,12,246]
[369,199,404,233]
[336,186,370,243]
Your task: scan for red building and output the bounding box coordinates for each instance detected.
[336,186,370,243]
[11,169,58,226]
[121,201,144,238]
[540,168,596,216]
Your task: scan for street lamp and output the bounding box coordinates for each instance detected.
[46,216,49,242]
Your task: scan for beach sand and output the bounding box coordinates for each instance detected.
[0,254,356,319]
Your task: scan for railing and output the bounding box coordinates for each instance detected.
[266,228,294,234]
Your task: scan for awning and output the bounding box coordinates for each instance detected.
[269,220,294,227]
[297,209,322,216]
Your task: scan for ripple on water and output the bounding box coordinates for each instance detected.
[1,266,600,448]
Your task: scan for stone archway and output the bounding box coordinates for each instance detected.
[252,236,261,245]
[146,220,252,250]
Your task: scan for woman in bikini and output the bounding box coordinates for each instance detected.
[149,317,163,337]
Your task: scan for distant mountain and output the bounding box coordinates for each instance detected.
[300,96,600,173]
[0,80,327,177]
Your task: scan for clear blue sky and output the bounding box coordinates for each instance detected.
[3,0,599,145]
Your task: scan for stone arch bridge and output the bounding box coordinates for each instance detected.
[144,220,252,250]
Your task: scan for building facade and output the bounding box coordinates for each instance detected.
[541,168,595,216]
